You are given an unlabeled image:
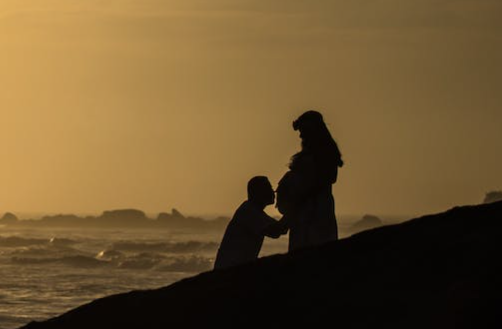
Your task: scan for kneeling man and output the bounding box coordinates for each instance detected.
[214,176,288,269]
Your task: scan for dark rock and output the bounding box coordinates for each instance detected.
[0,208,226,229]
[40,215,81,226]
[484,191,502,204]
[0,212,18,223]
[19,201,502,329]
[156,208,185,221]
[101,209,146,220]
[171,208,185,219]
[350,214,383,233]
[157,209,227,229]
[98,209,147,226]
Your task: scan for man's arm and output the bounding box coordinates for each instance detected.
[262,216,290,239]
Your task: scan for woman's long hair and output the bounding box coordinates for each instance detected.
[290,111,343,180]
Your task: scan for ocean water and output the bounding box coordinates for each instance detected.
[0,219,370,329]
[0,226,290,329]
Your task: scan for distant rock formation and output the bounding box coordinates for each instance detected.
[484,191,502,204]
[157,208,184,221]
[0,208,228,229]
[171,208,185,219]
[40,214,82,226]
[350,214,383,233]
[20,201,502,329]
[100,209,147,222]
[0,212,18,224]
[157,209,227,229]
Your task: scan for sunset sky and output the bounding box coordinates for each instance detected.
[1,0,501,217]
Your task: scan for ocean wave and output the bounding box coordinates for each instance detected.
[49,237,78,246]
[114,252,164,270]
[155,256,213,273]
[8,246,213,272]
[98,251,212,272]
[0,236,48,247]
[11,251,213,273]
[8,244,82,259]
[11,255,110,268]
[96,249,125,261]
[117,257,162,270]
[0,236,79,249]
[110,240,219,253]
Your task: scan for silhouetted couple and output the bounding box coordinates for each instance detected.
[214,111,343,269]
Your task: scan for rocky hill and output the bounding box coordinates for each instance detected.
[20,201,502,329]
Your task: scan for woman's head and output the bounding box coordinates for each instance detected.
[291,110,344,169]
[293,110,326,145]
[293,110,324,131]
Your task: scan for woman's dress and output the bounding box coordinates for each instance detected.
[277,153,338,251]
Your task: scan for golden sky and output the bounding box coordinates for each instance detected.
[1,0,501,217]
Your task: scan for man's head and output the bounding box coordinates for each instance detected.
[247,176,275,207]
